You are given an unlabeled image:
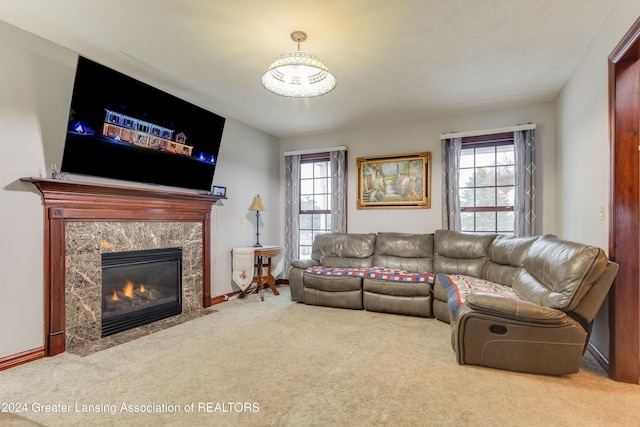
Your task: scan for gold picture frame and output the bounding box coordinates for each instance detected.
[356,152,431,209]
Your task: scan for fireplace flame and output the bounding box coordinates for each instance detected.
[108,281,148,303]
[123,281,134,298]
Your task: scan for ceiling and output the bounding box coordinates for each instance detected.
[0,0,616,139]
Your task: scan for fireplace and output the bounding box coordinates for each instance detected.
[62,221,204,353]
[22,177,222,358]
[101,248,183,337]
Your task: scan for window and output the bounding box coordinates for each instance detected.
[298,153,332,259]
[284,148,347,271]
[459,133,515,234]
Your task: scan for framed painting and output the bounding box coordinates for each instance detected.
[356,152,431,209]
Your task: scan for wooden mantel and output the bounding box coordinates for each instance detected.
[22,177,223,356]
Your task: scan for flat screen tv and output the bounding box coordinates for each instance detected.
[60,56,226,192]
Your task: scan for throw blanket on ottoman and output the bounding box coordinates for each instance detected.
[437,273,522,316]
[305,266,435,284]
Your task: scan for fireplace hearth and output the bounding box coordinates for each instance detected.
[101,248,182,337]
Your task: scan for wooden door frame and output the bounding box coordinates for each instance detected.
[608,17,640,384]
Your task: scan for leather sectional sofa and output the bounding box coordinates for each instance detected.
[288,230,619,375]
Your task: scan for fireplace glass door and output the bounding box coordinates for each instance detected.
[101,247,182,337]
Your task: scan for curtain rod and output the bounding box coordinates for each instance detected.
[284,145,348,156]
[440,123,536,140]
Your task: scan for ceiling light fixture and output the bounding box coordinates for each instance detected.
[261,30,337,98]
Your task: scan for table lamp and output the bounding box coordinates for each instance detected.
[248,195,266,247]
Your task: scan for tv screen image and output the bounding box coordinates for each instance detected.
[61,56,226,192]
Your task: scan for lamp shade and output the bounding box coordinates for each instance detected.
[248,195,266,212]
[261,31,336,98]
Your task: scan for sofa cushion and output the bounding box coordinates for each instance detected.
[314,233,377,268]
[482,235,539,285]
[364,268,434,283]
[304,266,370,277]
[512,235,609,311]
[363,279,432,297]
[304,266,434,283]
[373,232,434,272]
[437,273,521,317]
[434,230,495,276]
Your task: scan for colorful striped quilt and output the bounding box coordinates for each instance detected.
[437,273,522,316]
[304,266,435,284]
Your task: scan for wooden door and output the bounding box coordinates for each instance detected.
[609,17,640,384]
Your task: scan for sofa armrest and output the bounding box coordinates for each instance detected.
[463,293,567,324]
[291,259,320,269]
[289,259,319,303]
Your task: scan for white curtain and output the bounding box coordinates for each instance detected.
[514,129,536,236]
[441,137,462,230]
[330,150,347,233]
[284,154,301,276]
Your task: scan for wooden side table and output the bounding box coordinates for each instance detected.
[239,246,283,301]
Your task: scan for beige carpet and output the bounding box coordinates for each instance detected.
[1,286,639,427]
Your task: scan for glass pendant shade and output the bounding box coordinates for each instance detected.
[261,31,337,98]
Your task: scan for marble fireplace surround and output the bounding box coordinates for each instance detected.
[23,178,221,357]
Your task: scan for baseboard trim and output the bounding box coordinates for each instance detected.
[0,347,45,371]
[211,291,240,305]
[586,341,610,374]
[210,280,288,305]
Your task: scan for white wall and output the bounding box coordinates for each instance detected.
[211,120,280,295]
[0,21,72,358]
[0,21,280,359]
[280,102,556,235]
[555,0,640,359]
[556,0,640,248]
